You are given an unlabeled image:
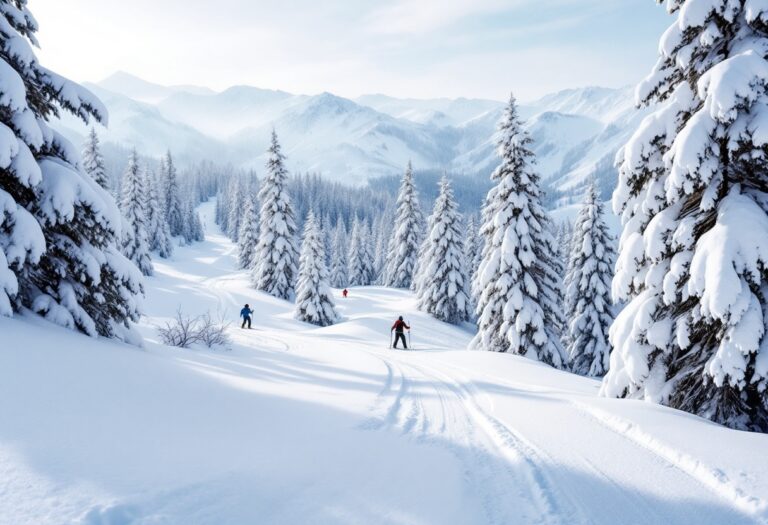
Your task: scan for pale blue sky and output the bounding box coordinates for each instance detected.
[33,0,670,101]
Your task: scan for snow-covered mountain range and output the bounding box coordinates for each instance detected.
[54,71,650,200]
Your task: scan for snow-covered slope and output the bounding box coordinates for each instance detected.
[524,86,656,198]
[525,111,603,182]
[452,110,605,187]
[157,86,302,139]
[528,86,636,124]
[98,71,215,103]
[355,94,503,127]
[53,84,228,165]
[229,93,458,180]
[2,201,767,525]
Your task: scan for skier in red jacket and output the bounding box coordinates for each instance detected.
[391,316,410,349]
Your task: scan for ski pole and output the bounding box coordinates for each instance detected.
[389,330,393,349]
[408,324,412,350]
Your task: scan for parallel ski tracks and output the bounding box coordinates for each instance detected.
[362,349,586,525]
[361,349,763,525]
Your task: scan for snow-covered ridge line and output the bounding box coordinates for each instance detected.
[53,71,643,196]
[573,403,768,523]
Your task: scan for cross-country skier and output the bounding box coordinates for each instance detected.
[343,288,348,298]
[391,316,410,349]
[240,304,254,329]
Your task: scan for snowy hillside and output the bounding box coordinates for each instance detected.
[526,86,655,197]
[157,86,302,139]
[227,93,453,182]
[3,201,767,525]
[355,94,503,127]
[52,72,647,195]
[97,71,216,103]
[53,84,228,165]
[528,86,636,123]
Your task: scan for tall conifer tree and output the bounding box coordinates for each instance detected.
[603,1,768,430]
[470,95,565,367]
[565,181,614,377]
[252,130,298,300]
[416,177,470,324]
[120,151,153,276]
[82,127,109,189]
[384,162,424,288]
[295,211,339,326]
[238,194,260,270]
[0,2,143,338]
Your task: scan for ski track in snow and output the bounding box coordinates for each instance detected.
[571,403,768,524]
[417,357,767,525]
[368,352,581,525]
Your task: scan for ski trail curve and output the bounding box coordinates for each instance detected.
[422,358,766,524]
[363,349,584,525]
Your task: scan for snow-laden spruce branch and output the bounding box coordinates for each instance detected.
[603,0,768,431]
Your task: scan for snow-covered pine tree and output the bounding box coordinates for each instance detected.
[82,127,109,189]
[537,214,568,367]
[294,211,339,326]
[145,169,173,259]
[154,208,174,259]
[238,193,260,269]
[329,218,348,288]
[0,3,143,339]
[347,216,375,286]
[322,212,334,269]
[384,161,424,288]
[215,178,232,233]
[556,220,573,279]
[120,151,153,276]
[192,209,204,241]
[162,151,184,237]
[182,197,204,244]
[252,130,298,300]
[565,181,614,377]
[603,1,768,431]
[372,213,388,284]
[227,177,244,242]
[464,215,482,280]
[416,177,470,324]
[143,168,159,248]
[470,94,565,367]
[463,214,482,319]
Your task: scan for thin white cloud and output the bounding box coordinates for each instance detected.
[30,0,668,100]
[365,0,512,34]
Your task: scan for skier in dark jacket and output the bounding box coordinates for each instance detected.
[391,316,410,349]
[240,304,254,329]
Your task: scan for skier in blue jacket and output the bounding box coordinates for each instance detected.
[240,304,254,329]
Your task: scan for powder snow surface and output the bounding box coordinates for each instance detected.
[1,201,767,525]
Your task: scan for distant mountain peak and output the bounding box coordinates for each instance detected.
[97,71,213,103]
[64,71,644,196]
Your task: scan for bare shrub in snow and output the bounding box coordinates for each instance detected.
[197,312,232,349]
[157,309,231,349]
[157,309,202,348]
